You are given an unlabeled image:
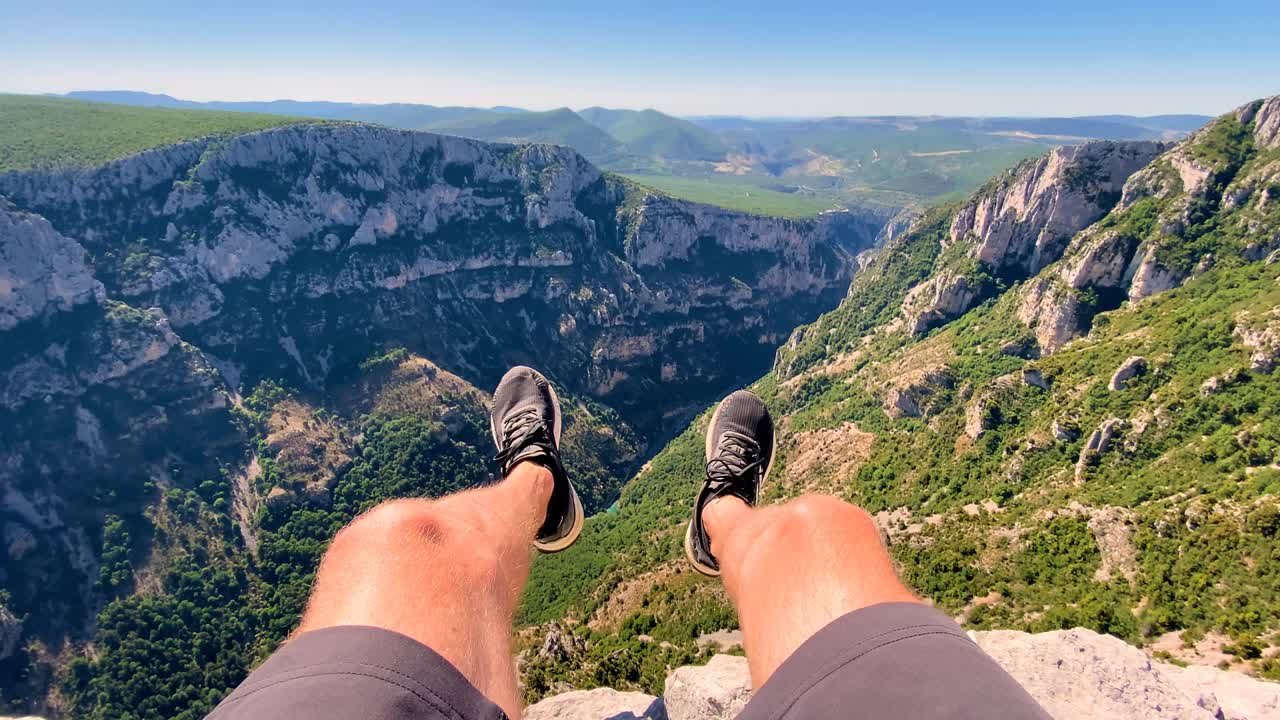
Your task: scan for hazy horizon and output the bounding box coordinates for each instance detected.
[8,88,1228,121]
[3,1,1278,118]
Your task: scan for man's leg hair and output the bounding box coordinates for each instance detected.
[703,493,917,686]
[295,462,552,719]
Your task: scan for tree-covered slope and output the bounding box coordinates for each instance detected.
[516,96,1280,699]
[0,95,309,172]
[430,108,628,163]
[578,107,728,162]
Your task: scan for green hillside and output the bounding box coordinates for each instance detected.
[579,107,727,161]
[0,95,308,172]
[430,107,626,160]
[620,173,837,218]
[515,99,1280,699]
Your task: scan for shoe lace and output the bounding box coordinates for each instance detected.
[705,431,762,486]
[494,407,553,467]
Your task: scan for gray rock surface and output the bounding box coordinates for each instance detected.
[529,629,1280,720]
[900,141,1161,336]
[663,655,752,720]
[1254,96,1280,150]
[975,628,1279,720]
[0,123,870,415]
[949,141,1163,277]
[1234,309,1280,373]
[0,206,104,330]
[1109,356,1149,391]
[0,603,21,660]
[525,688,666,720]
[1076,418,1126,481]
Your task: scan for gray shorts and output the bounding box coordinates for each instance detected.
[206,602,1048,719]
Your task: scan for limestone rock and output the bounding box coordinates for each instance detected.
[973,628,1278,720]
[0,603,21,660]
[1017,277,1086,353]
[1109,356,1148,391]
[901,270,981,336]
[1076,418,1126,481]
[1253,96,1280,150]
[1127,244,1184,301]
[883,369,952,419]
[1234,309,1280,373]
[1022,368,1049,390]
[524,688,666,720]
[538,623,587,663]
[529,629,1280,720]
[0,206,105,331]
[1052,418,1082,442]
[949,141,1163,278]
[903,141,1160,335]
[965,393,998,440]
[663,654,752,720]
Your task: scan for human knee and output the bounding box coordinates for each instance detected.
[327,499,503,575]
[773,494,876,543]
[331,499,444,550]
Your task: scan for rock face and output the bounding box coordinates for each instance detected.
[524,688,666,720]
[1016,98,1280,354]
[900,141,1162,336]
[1234,309,1280,373]
[0,604,21,660]
[1075,418,1126,481]
[528,629,1279,720]
[1109,356,1148,391]
[0,123,869,421]
[975,629,1279,720]
[1253,96,1280,150]
[0,205,105,330]
[949,141,1164,278]
[663,655,753,720]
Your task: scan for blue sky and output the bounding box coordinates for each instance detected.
[1,0,1277,117]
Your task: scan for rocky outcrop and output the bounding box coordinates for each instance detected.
[1234,309,1280,373]
[1109,356,1148,391]
[1253,96,1280,150]
[524,688,666,720]
[883,369,952,419]
[900,270,982,335]
[0,604,21,660]
[0,205,104,330]
[900,141,1162,337]
[527,629,1280,720]
[663,655,753,720]
[949,141,1163,278]
[1017,277,1086,353]
[1075,418,1126,481]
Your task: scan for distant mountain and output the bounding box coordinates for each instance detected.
[1081,114,1215,133]
[46,91,1215,216]
[578,107,727,161]
[431,107,628,161]
[64,90,508,129]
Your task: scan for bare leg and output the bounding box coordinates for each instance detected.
[295,462,552,719]
[703,494,919,687]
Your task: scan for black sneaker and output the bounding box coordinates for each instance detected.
[685,390,775,576]
[491,366,583,552]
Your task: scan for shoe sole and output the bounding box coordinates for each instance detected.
[490,372,584,553]
[685,394,776,576]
